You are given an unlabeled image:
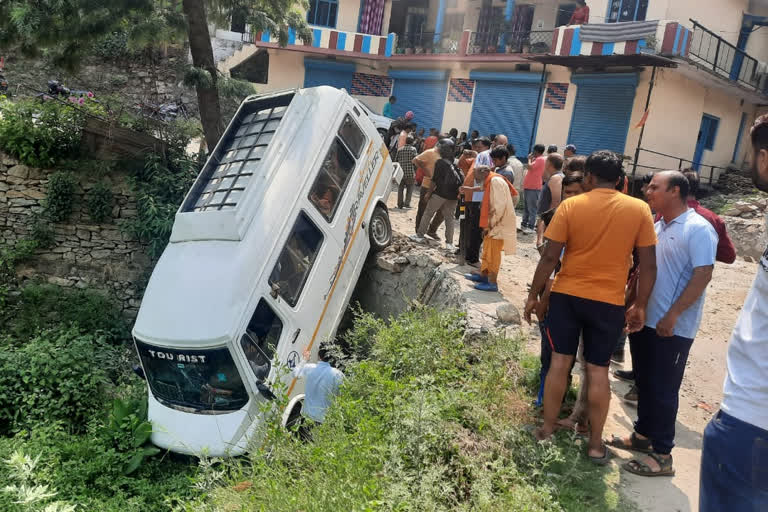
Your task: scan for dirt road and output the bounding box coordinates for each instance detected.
[385,193,756,511]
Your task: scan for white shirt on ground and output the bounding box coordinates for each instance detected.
[292,360,344,423]
[721,231,768,431]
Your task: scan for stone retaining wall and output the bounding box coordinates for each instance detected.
[0,152,151,317]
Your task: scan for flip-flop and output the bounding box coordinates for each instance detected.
[588,446,613,466]
[464,273,488,283]
[622,453,675,477]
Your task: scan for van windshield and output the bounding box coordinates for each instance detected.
[135,340,248,413]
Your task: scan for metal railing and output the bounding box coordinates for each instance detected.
[629,147,729,193]
[467,30,553,55]
[394,32,460,55]
[688,19,765,93]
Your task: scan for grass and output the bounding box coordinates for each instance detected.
[178,308,636,512]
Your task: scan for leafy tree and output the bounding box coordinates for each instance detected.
[183,0,312,149]
[0,0,156,70]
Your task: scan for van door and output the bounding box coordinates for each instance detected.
[302,110,375,345]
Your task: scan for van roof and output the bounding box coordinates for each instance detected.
[133,86,370,347]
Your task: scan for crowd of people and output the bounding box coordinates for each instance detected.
[383,112,768,509]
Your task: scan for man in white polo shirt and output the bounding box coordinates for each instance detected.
[699,114,768,511]
[609,170,717,477]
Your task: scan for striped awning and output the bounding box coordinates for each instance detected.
[579,20,660,43]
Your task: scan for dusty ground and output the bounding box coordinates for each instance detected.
[386,191,756,512]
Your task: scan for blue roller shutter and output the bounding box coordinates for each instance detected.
[389,70,448,132]
[567,73,639,156]
[304,58,354,90]
[469,71,543,158]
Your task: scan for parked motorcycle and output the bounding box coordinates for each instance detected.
[135,97,189,122]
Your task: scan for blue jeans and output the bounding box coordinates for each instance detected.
[523,189,541,229]
[700,410,768,512]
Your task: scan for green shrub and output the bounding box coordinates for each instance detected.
[93,30,136,61]
[124,151,199,259]
[0,327,112,434]
[181,309,628,512]
[44,171,78,222]
[30,218,56,248]
[0,99,89,167]
[86,182,114,223]
[0,284,128,343]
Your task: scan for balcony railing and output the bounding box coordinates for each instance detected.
[688,19,766,93]
[394,32,460,55]
[466,30,554,55]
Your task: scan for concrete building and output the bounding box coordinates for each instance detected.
[214,0,768,184]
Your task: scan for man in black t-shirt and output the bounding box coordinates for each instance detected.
[410,139,463,251]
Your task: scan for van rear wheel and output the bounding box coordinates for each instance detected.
[369,206,392,252]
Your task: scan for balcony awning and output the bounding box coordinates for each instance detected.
[527,53,678,69]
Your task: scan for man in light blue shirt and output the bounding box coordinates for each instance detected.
[382,95,395,118]
[292,343,344,437]
[610,170,717,478]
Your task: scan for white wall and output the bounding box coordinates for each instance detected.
[534,66,576,149]
[336,0,363,32]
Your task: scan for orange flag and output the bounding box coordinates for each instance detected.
[635,109,650,129]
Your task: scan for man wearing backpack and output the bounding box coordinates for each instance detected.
[411,139,464,251]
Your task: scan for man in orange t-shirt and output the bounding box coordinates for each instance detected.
[523,150,657,464]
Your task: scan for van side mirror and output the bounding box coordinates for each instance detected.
[256,381,276,401]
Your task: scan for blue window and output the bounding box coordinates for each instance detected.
[606,0,648,23]
[307,0,338,28]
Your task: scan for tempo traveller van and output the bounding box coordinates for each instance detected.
[132,86,403,456]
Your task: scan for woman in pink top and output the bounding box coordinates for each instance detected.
[521,144,547,233]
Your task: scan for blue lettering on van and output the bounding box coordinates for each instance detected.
[326,149,382,298]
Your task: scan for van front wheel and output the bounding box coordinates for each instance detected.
[369,206,392,252]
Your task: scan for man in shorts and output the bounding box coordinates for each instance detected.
[524,150,657,463]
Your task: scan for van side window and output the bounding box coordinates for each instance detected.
[269,212,323,306]
[240,298,283,381]
[309,138,355,221]
[338,114,366,158]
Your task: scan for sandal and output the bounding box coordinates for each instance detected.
[622,452,675,477]
[606,432,653,454]
[588,445,613,466]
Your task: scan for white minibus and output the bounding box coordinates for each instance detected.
[132,86,402,456]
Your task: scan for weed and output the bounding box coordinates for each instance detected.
[86,182,114,223]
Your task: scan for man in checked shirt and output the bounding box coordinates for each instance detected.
[395,135,418,209]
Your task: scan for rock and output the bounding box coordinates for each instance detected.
[23,189,46,200]
[91,249,112,259]
[376,255,404,273]
[496,303,521,325]
[394,256,409,265]
[76,229,91,241]
[7,165,30,179]
[0,182,8,192]
[744,255,755,263]
[0,153,18,166]
[47,276,74,287]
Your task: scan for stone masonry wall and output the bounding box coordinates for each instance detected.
[0,152,151,317]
